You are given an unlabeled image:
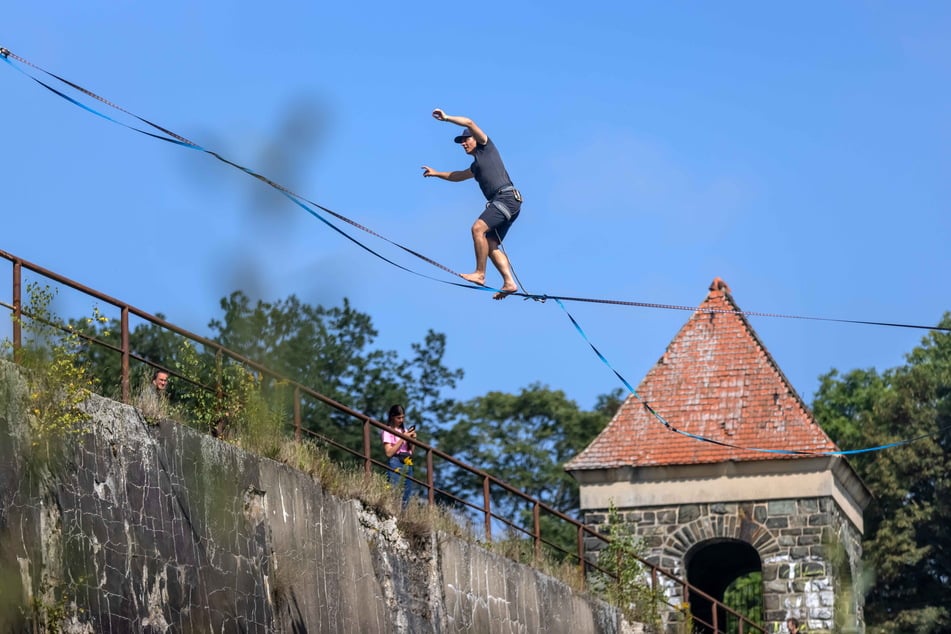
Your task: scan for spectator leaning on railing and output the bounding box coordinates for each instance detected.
[381,404,417,507]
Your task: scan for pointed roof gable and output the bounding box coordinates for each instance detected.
[566,278,839,471]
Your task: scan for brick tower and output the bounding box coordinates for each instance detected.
[566,278,870,634]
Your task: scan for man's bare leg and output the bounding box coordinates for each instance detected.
[487,237,517,300]
[460,219,490,286]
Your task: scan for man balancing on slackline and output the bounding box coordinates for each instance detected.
[422,108,522,300]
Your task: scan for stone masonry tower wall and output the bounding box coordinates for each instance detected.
[583,496,864,633]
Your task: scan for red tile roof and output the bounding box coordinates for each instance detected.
[566,278,839,471]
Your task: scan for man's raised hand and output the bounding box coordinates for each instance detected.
[432,108,447,121]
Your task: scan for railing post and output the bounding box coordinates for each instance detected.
[533,502,541,562]
[577,525,585,581]
[682,580,690,634]
[12,260,21,363]
[649,566,661,632]
[483,476,492,542]
[615,549,621,606]
[215,348,223,399]
[426,450,434,506]
[293,387,301,442]
[363,417,372,477]
[120,307,130,403]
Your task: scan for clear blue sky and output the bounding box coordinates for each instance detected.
[3,3,949,413]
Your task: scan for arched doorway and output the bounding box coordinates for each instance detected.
[686,539,763,633]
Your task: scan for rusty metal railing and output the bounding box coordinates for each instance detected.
[0,248,765,633]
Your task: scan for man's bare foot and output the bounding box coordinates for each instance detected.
[460,272,486,285]
[493,283,518,300]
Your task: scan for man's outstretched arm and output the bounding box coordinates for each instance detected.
[421,166,473,181]
[432,108,488,145]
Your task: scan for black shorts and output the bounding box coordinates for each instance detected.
[478,193,521,242]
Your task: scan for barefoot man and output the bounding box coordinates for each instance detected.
[422,109,522,299]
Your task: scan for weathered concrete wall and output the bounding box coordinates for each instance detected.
[0,362,621,633]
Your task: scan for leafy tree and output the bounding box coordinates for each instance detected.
[434,384,618,555]
[722,572,763,633]
[3,283,97,458]
[812,314,951,633]
[590,504,662,629]
[207,292,462,455]
[593,388,626,421]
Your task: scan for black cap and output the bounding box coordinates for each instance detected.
[453,129,473,143]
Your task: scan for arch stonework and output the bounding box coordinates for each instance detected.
[583,496,864,633]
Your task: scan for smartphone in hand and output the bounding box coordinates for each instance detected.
[407,425,416,433]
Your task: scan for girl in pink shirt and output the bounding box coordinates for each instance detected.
[381,404,417,506]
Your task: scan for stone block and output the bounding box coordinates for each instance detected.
[677,505,699,523]
[765,517,789,529]
[767,500,797,516]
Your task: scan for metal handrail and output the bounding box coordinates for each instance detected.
[0,247,765,633]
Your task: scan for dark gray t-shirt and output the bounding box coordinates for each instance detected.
[470,138,513,200]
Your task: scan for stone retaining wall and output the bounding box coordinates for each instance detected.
[0,362,623,633]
